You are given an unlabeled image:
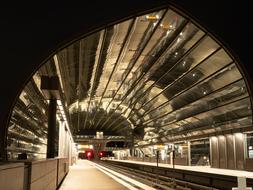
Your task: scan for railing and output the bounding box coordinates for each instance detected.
[127,156,188,165]
[0,157,69,190]
[0,162,25,189]
[245,158,253,172]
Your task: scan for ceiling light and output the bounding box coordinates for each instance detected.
[146,15,159,21]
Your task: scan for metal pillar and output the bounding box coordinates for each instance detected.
[65,130,69,157]
[188,141,191,166]
[156,150,159,167]
[47,98,57,158]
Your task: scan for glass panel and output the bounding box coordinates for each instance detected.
[127,23,205,109]
[247,133,253,158]
[98,19,133,99]
[7,80,48,160]
[141,36,219,111]
[141,51,233,124]
[167,97,251,135]
[123,9,187,103]
[190,139,210,166]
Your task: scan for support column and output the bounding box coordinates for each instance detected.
[170,144,175,168]
[188,141,191,166]
[65,131,69,158]
[47,98,57,158]
[41,75,60,159]
[130,130,134,157]
[58,121,65,157]
[69,137,72,165]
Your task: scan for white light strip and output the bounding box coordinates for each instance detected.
[53,55,64,91]
[56,99,74,143]
[65,121,74,143]
[91,161,156,190]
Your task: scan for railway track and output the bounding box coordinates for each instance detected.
[94,160,220,190]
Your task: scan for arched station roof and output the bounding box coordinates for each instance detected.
[7,5,252,155]
[0,1,251,159]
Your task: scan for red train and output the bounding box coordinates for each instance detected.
[78,149,114,160]
[98,150,114,159]
[78,149,94,160]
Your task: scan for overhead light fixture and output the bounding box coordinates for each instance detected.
[145,15,159,21]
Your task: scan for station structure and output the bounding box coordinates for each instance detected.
[0,1,252,189]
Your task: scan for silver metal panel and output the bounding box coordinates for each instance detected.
[234,133,245,170]
[226,134,235,169]
[210,136,219,168]
[218,135,227,168]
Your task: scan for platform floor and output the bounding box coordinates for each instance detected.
[59,160,129,190]
[112,159,253,179]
